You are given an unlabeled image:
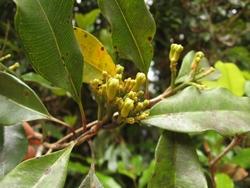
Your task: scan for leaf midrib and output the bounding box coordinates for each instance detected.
[0,95,49,122]
[34,0,79,99]
[113,0,145,69]
[32,150,67,188]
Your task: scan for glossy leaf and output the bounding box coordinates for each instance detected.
[0,124,28,177]
[14,0,83,101]
[74,27,116,83]
[22,72,67,96]
[79,167,103,188]
[203,61,246,96]
[98,0,156,73]
[148,131,207,188]
[0,144,74,188]
[75,9,100,32]
[143,86,250,136]
[215,173,234,188]
[0,72,50,126]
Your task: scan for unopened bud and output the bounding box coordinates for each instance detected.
[121,98,134,118]
[143,100,149,108]
[134,102,144,112]
[191,51,204,70]
[126,117,135,124]
[133,72,146,91]
[106,78,119,101]
[115,97,124,109]
[116,65,124,74]
[169,44,184,63]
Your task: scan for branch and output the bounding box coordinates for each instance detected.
[208,135,243,188]
[209,136,242,167]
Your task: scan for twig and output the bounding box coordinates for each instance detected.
[209,136,242,167]
[209,136,243,188]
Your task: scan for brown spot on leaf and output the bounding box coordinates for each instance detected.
[148,36,152,41]
[101,47,104,51]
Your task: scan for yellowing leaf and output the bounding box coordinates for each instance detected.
[74,27,116,83]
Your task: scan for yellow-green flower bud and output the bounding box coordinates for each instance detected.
[8,62,20,71]
[133,72,146,91]
[106,78,119,101]
[116,65,124,74]
[128,91,137,100]
[169,44,184,63]
[143,100,149,108]
[191,51,204,70]
[126,117,135,124]
[134,102,144,112]
[137,91,144,97]
[115,97,124,109]
[90,79,102,91]
[121,98,134,118]
[136,112,149,120]
[115,74,122,80]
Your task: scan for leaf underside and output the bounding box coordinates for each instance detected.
[148,131,207,188]
[143,86,250,136]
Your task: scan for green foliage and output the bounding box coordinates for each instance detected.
[0,0,250,187]
[215,173,234,188]
[0,72,50,125]
[75,9,100,32]
[14,0,83,101]
[203,61,246,96]
[0,144,74,188]
[143,86,250,136]
[148,131,207,188]
[0,124,28,176]
[98,0,156,73]
[230,148,250,169]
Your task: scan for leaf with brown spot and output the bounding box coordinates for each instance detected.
[74,27,116,83]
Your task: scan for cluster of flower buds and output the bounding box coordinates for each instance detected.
[90,65,149,124]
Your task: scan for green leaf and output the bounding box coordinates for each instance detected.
[96,173,121,188]
[0,124,28,177]
[14,0,83,101]
[176,51,216,83]
[138,160,155,188]
[215,173,234,188]
[203,61,246,96]
[74,27,116,83]
[75,9,100,32]
[22,72,67,96]
[143,86,250,136]
[98,0,156,73]
[0,72,50,126]
[0,144,74,188]
[148,132,207,188]
[245,81,250,97]
[230,148,250,168]
[79,167,103,188]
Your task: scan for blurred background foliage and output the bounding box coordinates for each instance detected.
[1,0,250,187]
